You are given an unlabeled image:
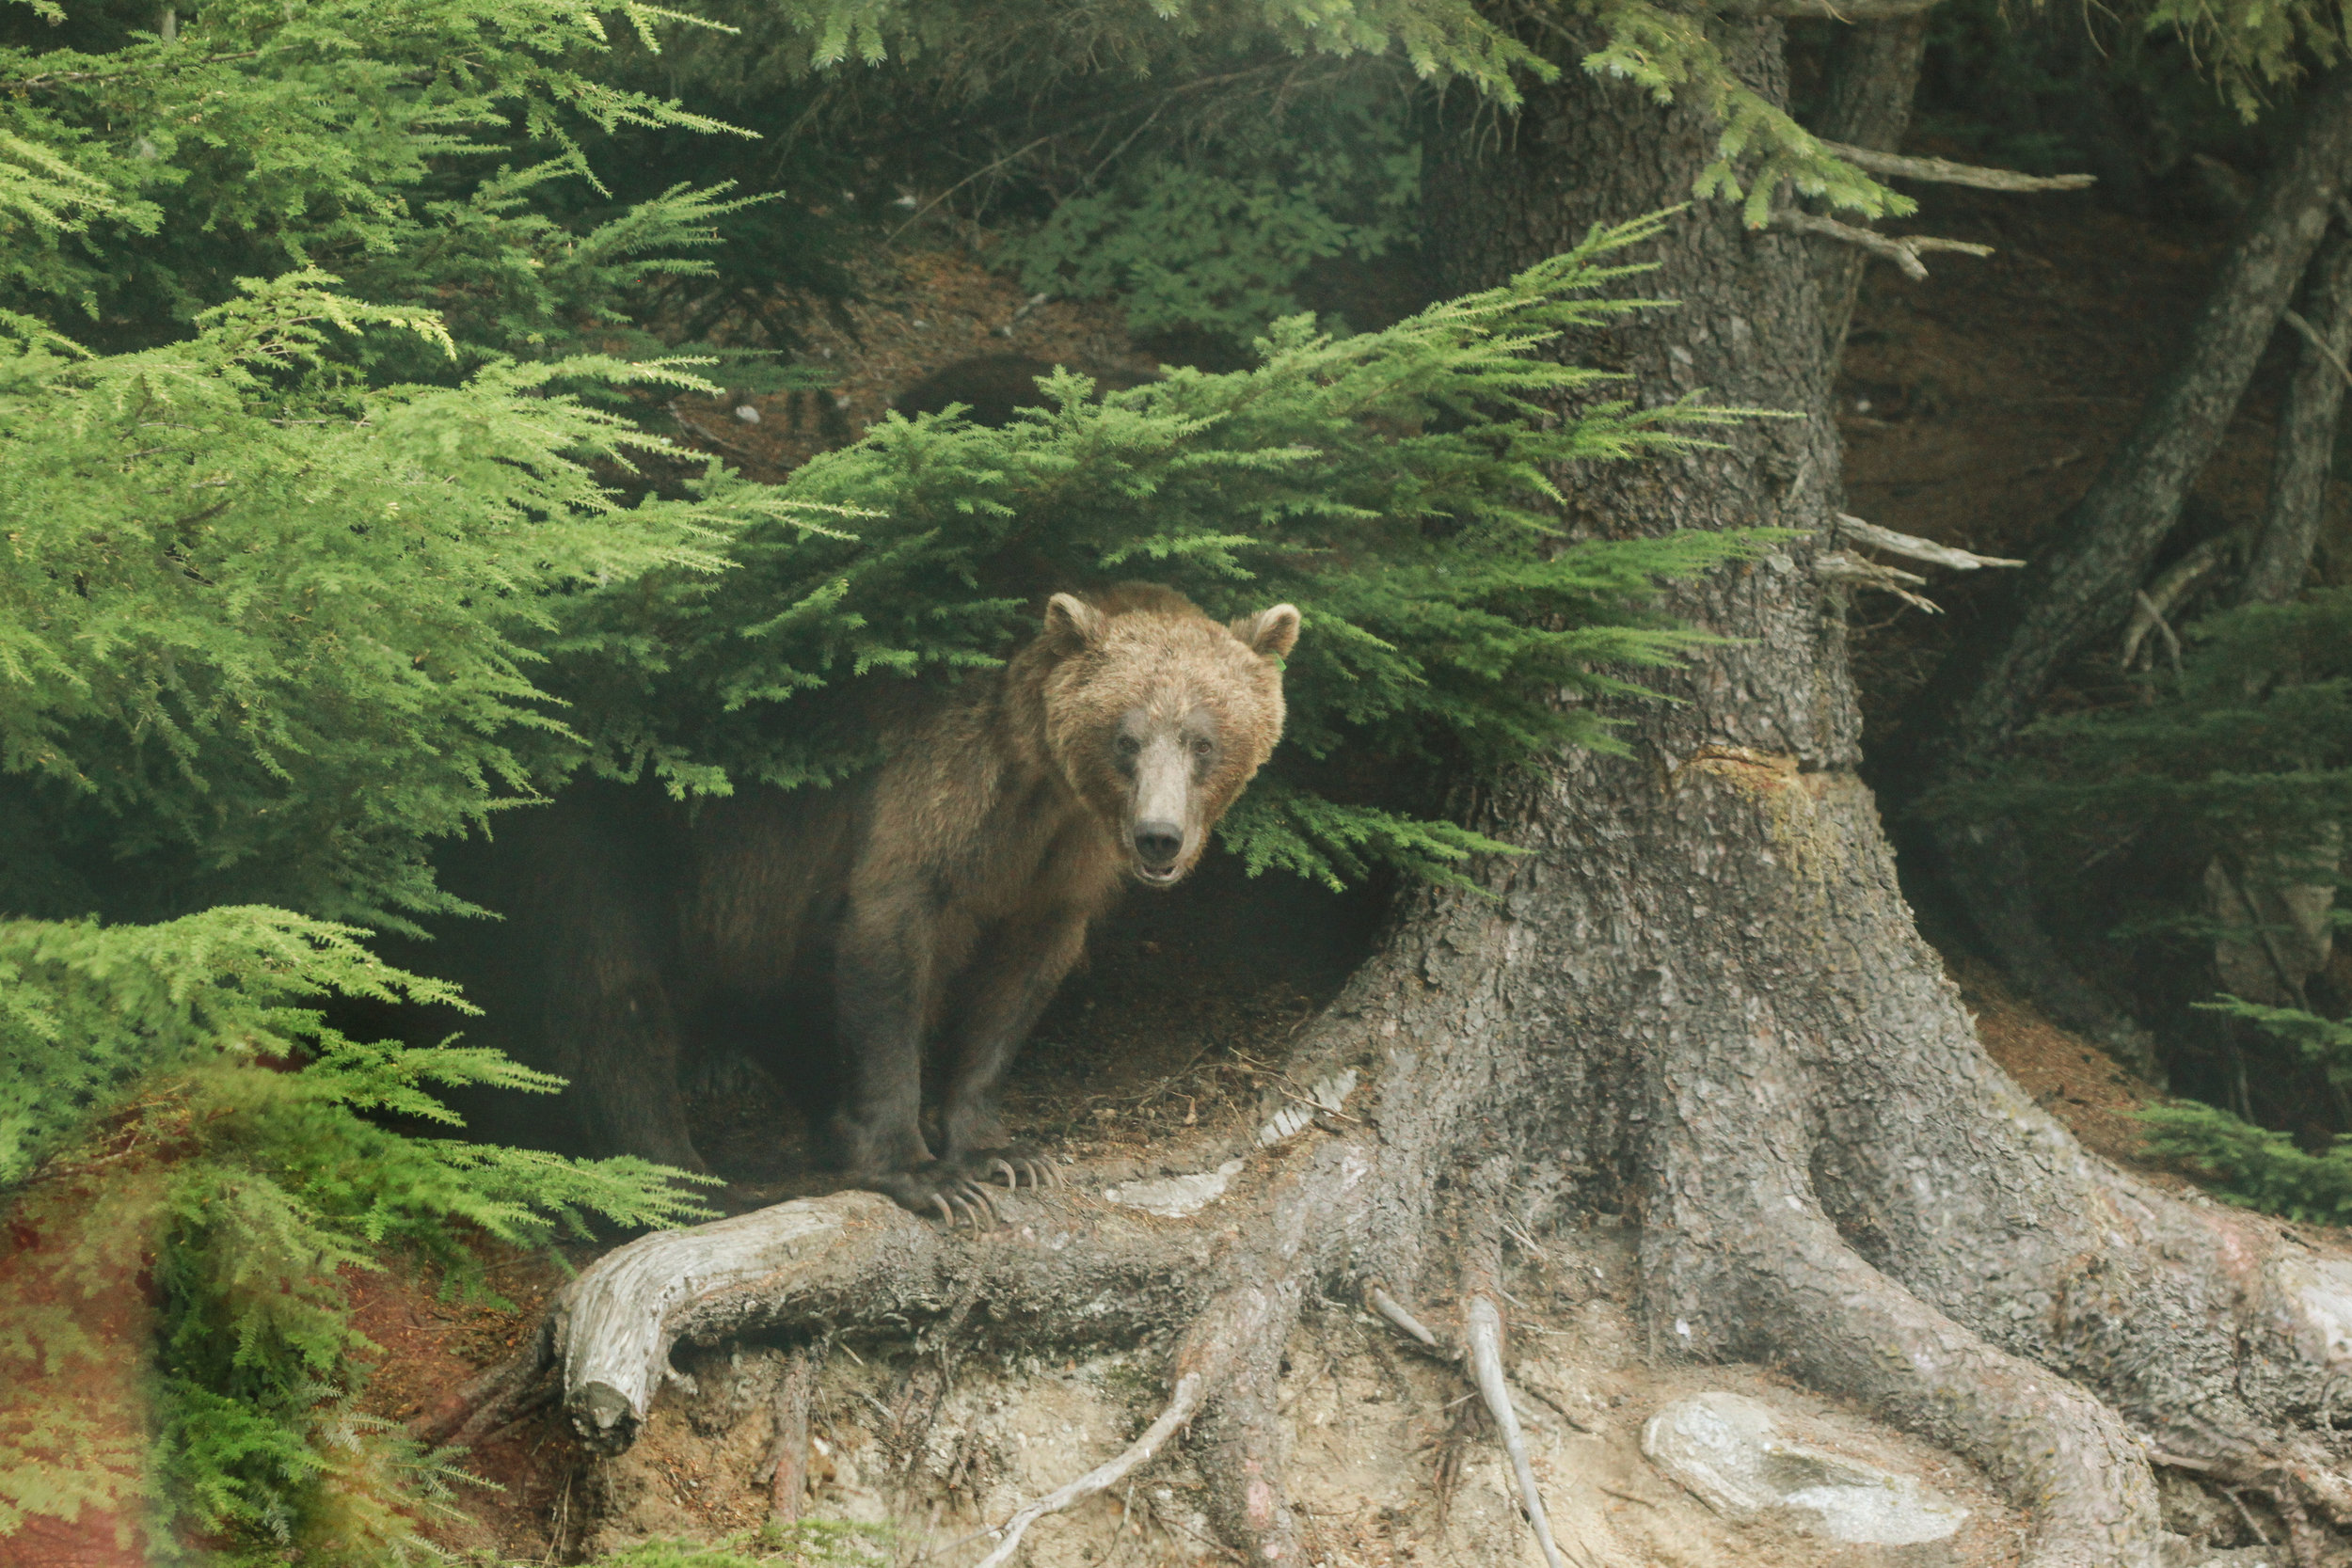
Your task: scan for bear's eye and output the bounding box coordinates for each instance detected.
[1190,738,1216,759]
[1116,736,1141,755]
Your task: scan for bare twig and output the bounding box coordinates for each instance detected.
[886,135,1057,244]
[2226,1486,2276,1547]
[2133,590,2186,683]
[2147,1449,2221,1473]
[1817,141,2094,193]
[1466,1295,1575,1568]
[1834,514,2025,570]
[2119,531,2245,669]
[1768,208,1994,282]
[1818,549,1943,613]
[972,1373,1205,1568]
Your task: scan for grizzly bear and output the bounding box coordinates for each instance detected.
[440,585,1299,1223]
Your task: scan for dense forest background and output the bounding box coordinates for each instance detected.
[8,0,2352,1560]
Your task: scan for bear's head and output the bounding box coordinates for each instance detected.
[1035,584,1299,887]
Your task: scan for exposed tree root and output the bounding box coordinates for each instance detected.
[1465,1293,1575,1568]
[1726,1207,2160,1567]
[766,1348,817,1525]
[970,1371,1202,1568]
[407,1314,555,1449]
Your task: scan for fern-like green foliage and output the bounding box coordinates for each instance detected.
[0,275,840,931]
[2141,1099,2352,1221]
[1953,592,2352,1212]
[0,0,785,1557]
[557,211,1775,888]
[0,905,712,1561]
[0,0,752,355]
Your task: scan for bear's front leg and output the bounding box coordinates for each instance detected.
[831,893,1001,1227]
[937,908,1089,1192]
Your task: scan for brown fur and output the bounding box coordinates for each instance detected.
[461,585,1298,1217]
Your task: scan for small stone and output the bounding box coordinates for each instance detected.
[1642,1391,1967,1546]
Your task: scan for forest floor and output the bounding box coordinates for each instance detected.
[349,182,2347,1565]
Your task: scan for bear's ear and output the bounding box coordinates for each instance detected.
[1044,592,1108,649]
[1232,604,1300,660]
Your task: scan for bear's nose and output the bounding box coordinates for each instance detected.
[1133,821,1184,868]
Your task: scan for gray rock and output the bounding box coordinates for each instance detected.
[1641,1391,1968,1546]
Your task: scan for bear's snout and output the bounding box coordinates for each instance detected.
[1132,818,1184,874]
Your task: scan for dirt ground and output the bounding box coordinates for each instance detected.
[349,186,2350,1565]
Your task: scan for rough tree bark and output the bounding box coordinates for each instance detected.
[470,21,2352,1568]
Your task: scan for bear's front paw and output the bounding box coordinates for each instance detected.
[861,1163,1002,1228]
[945,1145,1063,1192]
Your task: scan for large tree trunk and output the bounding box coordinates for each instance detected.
[480,21,2352,1568]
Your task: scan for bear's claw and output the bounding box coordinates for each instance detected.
[867,1164,1003,1228]
[949,1147,1060,1191]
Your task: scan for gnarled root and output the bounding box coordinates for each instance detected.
[974,1280,1302,1566]
[407,1314,555,1449]
[1690,1202,2162,1568]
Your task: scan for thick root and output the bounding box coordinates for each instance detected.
[1712,1205,2163,1568]
[765,1348,817,1525]
[543,1186,1204,1453]
[1186,1284,1305,1564]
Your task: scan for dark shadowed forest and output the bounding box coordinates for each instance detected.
[9,0,2352,1564]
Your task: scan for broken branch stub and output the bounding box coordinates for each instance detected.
[1818,549,1943,613]
[1817,141,2095,194]
[551,1199,850,1452]
[1834,514,2026,571]
[1768,208,1994,281]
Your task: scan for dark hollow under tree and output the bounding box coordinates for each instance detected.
[453,19,2352,1568]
